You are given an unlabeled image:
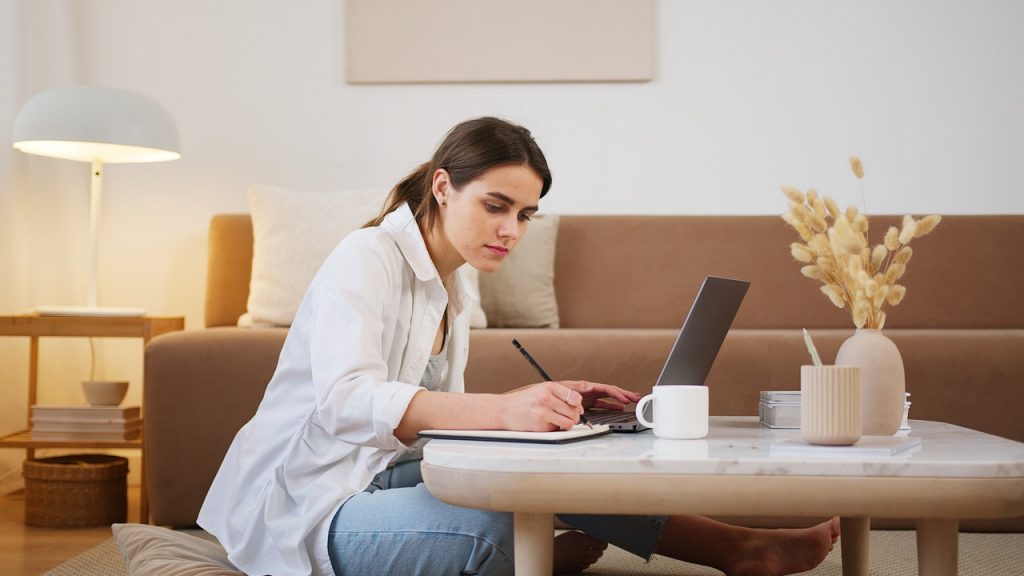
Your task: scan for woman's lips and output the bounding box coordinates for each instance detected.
[486,245,509,256]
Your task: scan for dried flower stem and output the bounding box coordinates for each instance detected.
[781,157,941,329]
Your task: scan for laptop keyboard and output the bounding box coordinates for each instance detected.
[585,410,639,424]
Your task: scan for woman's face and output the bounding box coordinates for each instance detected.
[434,164,543,274]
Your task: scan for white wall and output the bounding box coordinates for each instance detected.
[2,0,1022,485]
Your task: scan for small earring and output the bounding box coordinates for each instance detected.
[441,201,447,207]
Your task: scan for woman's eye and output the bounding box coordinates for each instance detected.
[519,213,532,222]
[485,203,503,212]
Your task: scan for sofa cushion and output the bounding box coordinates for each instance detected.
[479,214,560,328]
[243,185,387,327]
[112,523,242,576]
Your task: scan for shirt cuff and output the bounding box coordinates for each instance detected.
[372,380,424,448]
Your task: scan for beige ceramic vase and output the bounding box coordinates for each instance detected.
[835,328,905,436]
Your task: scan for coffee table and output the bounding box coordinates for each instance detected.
[422,417,1024,576]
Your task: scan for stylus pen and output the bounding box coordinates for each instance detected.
[512,339,593,429]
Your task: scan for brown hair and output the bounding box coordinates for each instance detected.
[364,117,551,230]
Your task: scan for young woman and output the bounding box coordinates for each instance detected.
[199,117,839,576]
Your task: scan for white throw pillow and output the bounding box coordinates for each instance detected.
[478,214,560,328]
[241,185,388,327]
[112,523,243,576]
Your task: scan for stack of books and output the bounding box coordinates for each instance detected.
[759,391,911,431]
[759,391,802,429]
[30,405,141,442]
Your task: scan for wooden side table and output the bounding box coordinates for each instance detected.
[0,313,185,523]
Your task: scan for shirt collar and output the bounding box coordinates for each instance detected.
[381,203,479,313]
[382,203,435,282]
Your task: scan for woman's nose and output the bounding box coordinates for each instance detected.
[497,215,520,239]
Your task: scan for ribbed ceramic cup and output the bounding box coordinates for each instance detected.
[800,365,862,445]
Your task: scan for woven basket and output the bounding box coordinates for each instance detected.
[23,454,128,528]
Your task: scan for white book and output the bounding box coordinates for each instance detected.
[760,390,802,403]
[769,435,923,459]
[30,428,141,442]
[31,417,141,432]
[31,405,140,420]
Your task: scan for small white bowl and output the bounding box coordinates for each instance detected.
[81,380,129,406]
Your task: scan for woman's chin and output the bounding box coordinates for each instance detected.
[469,259,504,274]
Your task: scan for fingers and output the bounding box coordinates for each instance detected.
[561,380,643,404]
[592,398,626,411]
[549,384,583,429]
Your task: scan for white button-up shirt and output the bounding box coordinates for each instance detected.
[198,203,474,575]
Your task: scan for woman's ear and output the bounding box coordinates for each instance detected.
[431,169,450,206]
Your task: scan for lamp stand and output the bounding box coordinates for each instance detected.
[32,160,146,317]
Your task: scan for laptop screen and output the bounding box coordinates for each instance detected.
[654,276,749,387]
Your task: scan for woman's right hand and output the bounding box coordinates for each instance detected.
[497,381,585,431]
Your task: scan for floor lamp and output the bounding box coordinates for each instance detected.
[13,86,180,317]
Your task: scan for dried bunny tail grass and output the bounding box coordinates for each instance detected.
[899,217,918,244]
[801,265,827,281]
[854,214,869,234]
[824,196,841,219]
[884,226,900,251]
[884,262,906,285]
[811,196,827,220]
[870,245,887,272]
[876,311,887,330]
[782,186,805,203]
[820,284,847,308]
[832,216,858,253]
[856,269,872,287]
[849,156,864,179]
[782,211,815,241]
[790,243,815,263]
[846,205,859,221]
[789,202,813,226]
[845,254,863,278]
[915,214,942,237]
[806,189,819,204]
[894,246,913,265]
[887,284,907,306]
[809,214,828,233]
[809,233,831,255]
[852,299,870,328]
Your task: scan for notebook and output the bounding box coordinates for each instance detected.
[419,424,612,444]
[587,276,750,432]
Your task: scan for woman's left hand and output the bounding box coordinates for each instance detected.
[559,381,642,412]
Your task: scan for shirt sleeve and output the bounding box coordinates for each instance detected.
[306,238,423,450]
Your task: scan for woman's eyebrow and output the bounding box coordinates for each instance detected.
[486,191,538,212]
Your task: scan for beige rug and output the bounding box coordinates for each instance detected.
[45,530,1024,575]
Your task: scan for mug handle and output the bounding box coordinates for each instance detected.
[635,394,655,428]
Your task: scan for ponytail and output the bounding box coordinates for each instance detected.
[363,116,551,231]
[363,162,437,229]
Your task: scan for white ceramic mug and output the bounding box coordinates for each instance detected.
[635,385,709,439]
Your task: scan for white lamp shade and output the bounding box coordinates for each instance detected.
[12,86,180,163]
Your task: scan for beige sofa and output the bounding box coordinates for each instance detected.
[145,213,1024,530]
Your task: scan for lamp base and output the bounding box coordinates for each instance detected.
[32,305,146,317]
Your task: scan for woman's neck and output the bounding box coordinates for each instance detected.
[419,219,464,279]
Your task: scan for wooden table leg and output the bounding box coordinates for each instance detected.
[916,519,958,576]
[840,516,870,576]
[514,512,554,576]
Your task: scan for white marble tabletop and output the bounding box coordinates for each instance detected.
[423,417,1024,478]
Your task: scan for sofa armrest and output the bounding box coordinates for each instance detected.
[145,327,286,527]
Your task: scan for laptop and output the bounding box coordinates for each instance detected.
[585,276,750,432]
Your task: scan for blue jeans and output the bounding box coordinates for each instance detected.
[327,459,667,576]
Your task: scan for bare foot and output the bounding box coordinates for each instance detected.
[553,531,608,575]
[724,517,840,576]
